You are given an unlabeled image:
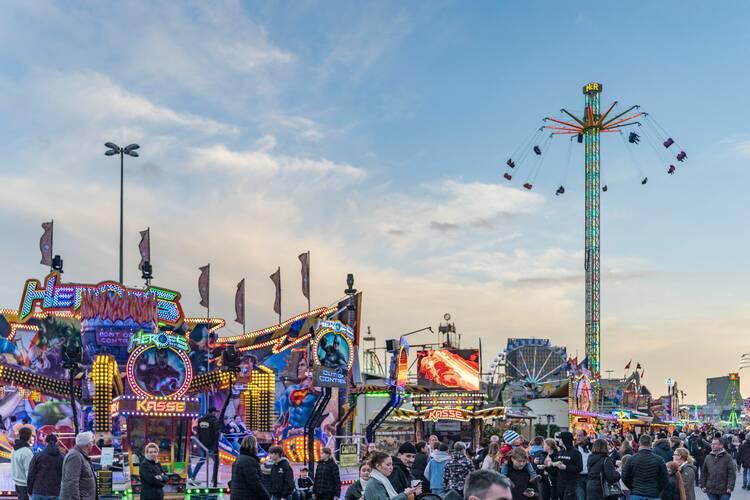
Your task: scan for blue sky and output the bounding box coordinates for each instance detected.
[1,1,749,403]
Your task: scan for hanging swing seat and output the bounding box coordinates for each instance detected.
[533,145,542,155]
[641,177,648,185]
[602,185,608,192]
[506,159,516,168]
[628,132,641,144]
[503,173,512,181]
[676,151,687,162]
[556,186,565,195]
[667,165,676,174]
[663,138,674,148]
[523,183,533,190]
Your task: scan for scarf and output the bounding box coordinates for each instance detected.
[360,478,369,490]
[370,469,399,499]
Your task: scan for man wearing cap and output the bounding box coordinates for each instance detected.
[190,407,220,486]
[389,441,417,493]
[60,431,97,500]
[27,433,64,500]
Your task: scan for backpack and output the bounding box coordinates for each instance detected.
[688,437,706,458]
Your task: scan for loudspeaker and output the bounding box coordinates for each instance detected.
[385,339,396,353]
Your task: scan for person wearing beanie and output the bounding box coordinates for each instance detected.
[60,431,97,500]
[27,433,64,499]
[11,426,33,500]
[389,441,417,493]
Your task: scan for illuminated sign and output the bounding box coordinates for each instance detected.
[583,82,603,94]
[112,395,200,417]
[137,399,186,413]
[424,408,468,421]
[126,340,192,399]
[312,320,355,388]
[17,272,184,325]
[129,331,189,352]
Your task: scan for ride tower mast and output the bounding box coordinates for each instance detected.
[543,82,644,378]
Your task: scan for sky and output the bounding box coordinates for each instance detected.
[1,1,750,404]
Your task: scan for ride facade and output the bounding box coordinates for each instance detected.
[0,268,363,494]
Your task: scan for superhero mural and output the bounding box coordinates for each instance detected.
[212,293,362,456]
[0,314,82,431]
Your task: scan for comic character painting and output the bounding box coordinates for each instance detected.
[134,348,186,397]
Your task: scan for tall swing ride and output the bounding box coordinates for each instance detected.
[503,82,687,379]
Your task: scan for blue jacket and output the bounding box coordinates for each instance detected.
[425,450,451,492]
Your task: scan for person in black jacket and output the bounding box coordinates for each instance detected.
[553,432,582,500]
[586,439,620,500]
[230,435,271,500]
[412,441,431,492]
[313,447,341,500]
[190,407,220,486]
[140,443,167,500]
[389,441,416,493]
[622,434,668,499]
[27,433,64,498]
[267,445,295,500]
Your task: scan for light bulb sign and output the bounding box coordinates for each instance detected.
[17,272,184,325]
[311,320,355,388]
[125,332,192,399]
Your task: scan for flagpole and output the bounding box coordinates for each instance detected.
[307,251,311,312]
[278,266,282,325]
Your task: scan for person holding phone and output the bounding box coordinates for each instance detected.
[506,448,538,500]
[365,452,422,500]
[140,443,167,500]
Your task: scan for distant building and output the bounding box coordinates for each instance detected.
[707,376,730,406]
[705,375,743,421]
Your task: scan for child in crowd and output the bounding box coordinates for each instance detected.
[296,467,314,499]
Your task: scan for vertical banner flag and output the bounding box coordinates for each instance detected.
[299,251,310,300]
[198,264,210,309]
[235,278,245,326]
[40,221,53,266]
[138,228,150,270]
[270,267,281,317]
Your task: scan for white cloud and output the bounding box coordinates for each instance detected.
[1,70,237,135]
[264,114,326,141]
[187,144,367,182]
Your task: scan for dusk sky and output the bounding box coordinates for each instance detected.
[2,1,750,403]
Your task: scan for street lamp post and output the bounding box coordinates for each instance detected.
[105,142,140,283]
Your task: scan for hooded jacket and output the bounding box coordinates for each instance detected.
[11,439,33,487]
[425,450,451,492]
[679,462,697,500]
[443,450,474,493]
[27,442,64,496]
[269,456,295,497]
[556,432,583,487]
[700,449,736,494]
[653,440,674,463]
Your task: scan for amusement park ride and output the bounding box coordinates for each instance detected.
[503,82,687,382]
[0,261,363,496]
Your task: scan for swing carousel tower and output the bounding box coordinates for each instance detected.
[504,83,686,380]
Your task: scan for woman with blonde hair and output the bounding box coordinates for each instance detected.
[482,442,501,470]
[672,448,696,500]
[140,443,167,500]
[664,461,686,500]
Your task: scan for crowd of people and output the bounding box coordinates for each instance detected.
[228,427,750,500]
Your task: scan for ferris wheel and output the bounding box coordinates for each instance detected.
[503,339,569,394]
